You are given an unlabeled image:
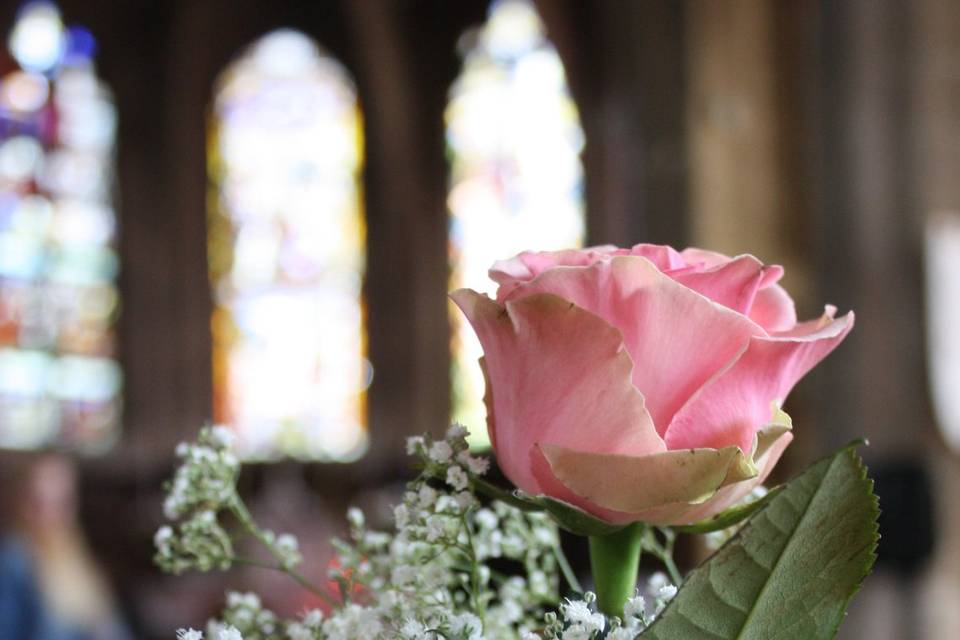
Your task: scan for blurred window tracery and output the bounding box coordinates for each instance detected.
[0,1,122,451]
[446,0,586,445]
[208,30,369,461]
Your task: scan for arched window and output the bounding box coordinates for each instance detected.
[0,1,121,451]
[447,0,586,444]
[208,30,368,461]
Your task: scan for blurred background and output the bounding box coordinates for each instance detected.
[0,0,956,637]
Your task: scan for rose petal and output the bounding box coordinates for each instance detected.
[656,422,793,524]
[530,409,793,524]
[635,426,793,525]
[672,254,769,315]
[449,289,665,496]
[529,446,631,523]
[479,357,497,450]
[774,304,836,338]
[679,247,732,268]
[665,311,854,453]
[530,416,793,525]
[627,244,688,272]
[749,283,798,332]
[503,256,763,434]
[489,247,619,302]
[538,442,760,513]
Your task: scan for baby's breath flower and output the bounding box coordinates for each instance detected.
[425,516,447,542]
[623,593,646,620]
[406,436,426,456]
[398,618,428,639]
[447,423,469,440]
[560,624,593,640]
[163,424,689,640]
[208,425,236,449]
[450,612,483,639]
[428,440,454,464]
[659,584,678,600]
[392,564,417,586]
[457,450,490,476]
[446,465,469,491]
[273,533,302,569]
[418,485,438,509]
[391,504,408,530]
[454,491,476,511]
[346,507,365,529]
[647,572,669,591]
[285,623,312,640]
[561,597,605,634]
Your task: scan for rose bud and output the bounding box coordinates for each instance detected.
[451,244,853,525]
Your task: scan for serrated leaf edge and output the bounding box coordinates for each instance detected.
[643,444,880,640]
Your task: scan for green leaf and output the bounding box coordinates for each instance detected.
[643,444,879,640]
[672,485,784,535]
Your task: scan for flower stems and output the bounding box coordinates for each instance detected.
[554,542,583,594]
[588,522,645,617]
[645,527,683,587]
[228,495,337,607]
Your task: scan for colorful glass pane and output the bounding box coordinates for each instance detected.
[209,30,368,461]
[0,1,121,451]
[447,0,586,446]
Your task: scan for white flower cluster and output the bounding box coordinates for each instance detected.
[198,592,286,640]
[177,627,241,640]
[155,426,301,575]
[519,572,676,640]
[164,426,239,519]
[155,426,240,573]
[163,424,679,640]
[318,424,559,639]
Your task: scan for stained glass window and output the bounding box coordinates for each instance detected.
[0,1,121,451]
[926,214,960,452]
[208,30,368,461]
[447,0,586,445]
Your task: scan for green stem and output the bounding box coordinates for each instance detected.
[661,553,683,588]
[228,496,337,606]
[554,542,582,594]
[459,512,485,622]
[646,527,683,587]
[588,522,645,617]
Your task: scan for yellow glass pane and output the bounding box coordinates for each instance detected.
[209,30,369,461]
[447,0,586,448]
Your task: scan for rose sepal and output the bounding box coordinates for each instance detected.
[670,484,784,534]
[516,492,629,537]
[473,476,629,536]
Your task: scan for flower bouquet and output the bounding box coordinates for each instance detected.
[157,245,878,640]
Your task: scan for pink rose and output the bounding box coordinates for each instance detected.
[451,244,853,525]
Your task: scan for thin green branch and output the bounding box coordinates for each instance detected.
[227,495,337,607]
[553,542,582,594]
[460,512,485,622]
[645,527,683,586]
